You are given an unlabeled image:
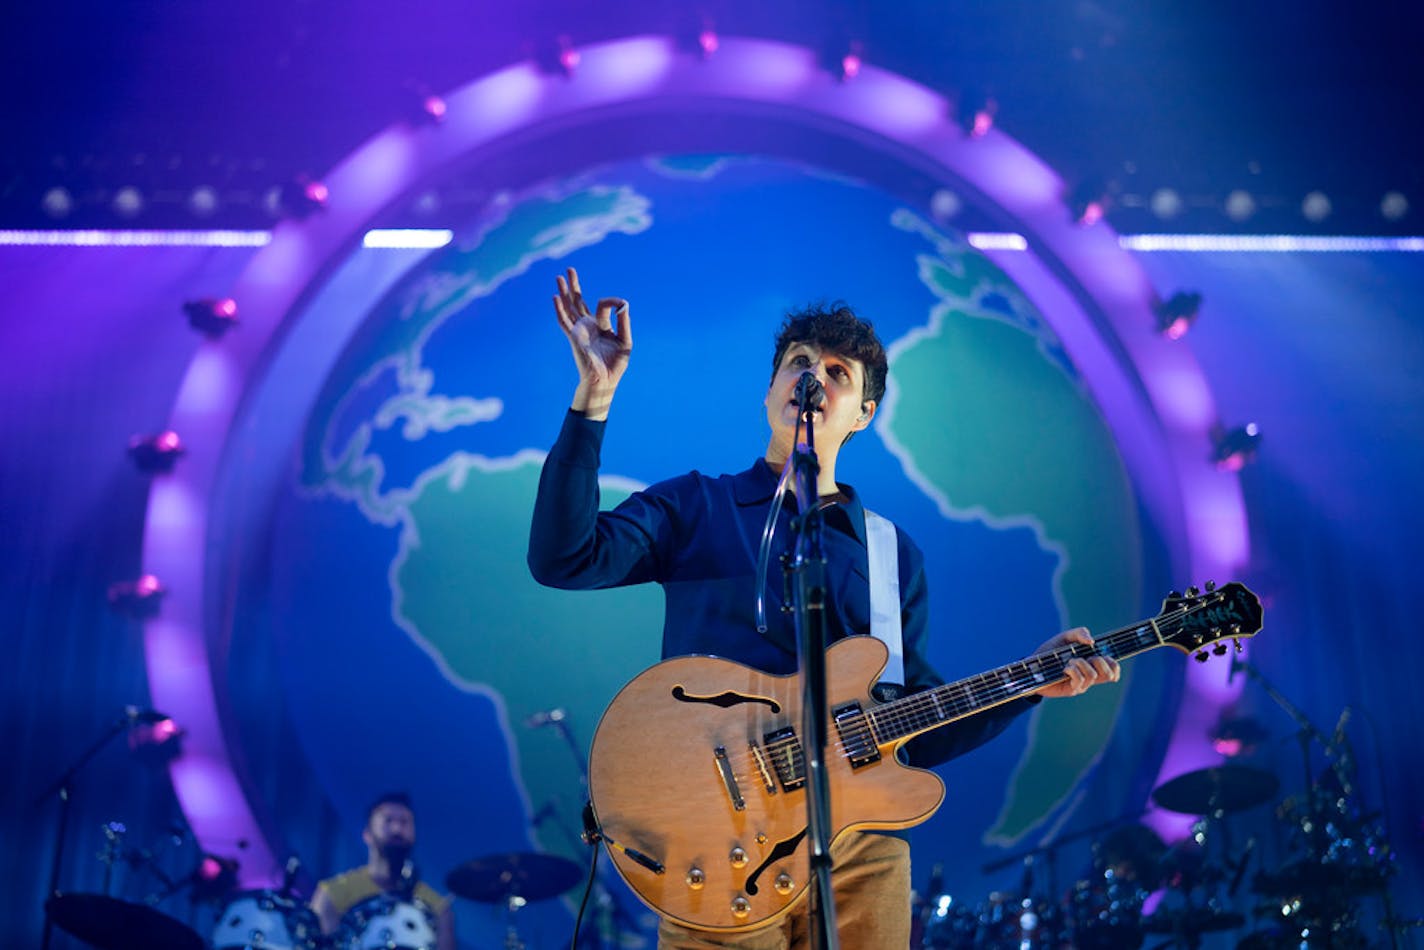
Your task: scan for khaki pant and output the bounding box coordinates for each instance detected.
[657,833,911,950]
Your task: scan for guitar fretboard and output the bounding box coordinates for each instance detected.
[866,611,1178,745]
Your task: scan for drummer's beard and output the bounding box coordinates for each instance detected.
[380,840,414,875]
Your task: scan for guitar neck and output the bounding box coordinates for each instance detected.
[869,614,1174,746]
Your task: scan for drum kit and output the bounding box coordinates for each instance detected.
[918,720,1403,949]
[45,849,586,950]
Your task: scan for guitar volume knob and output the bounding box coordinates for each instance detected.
[685,868,705,890]
[729,847,748,868]
[731,896,751,918]
[774,873,794,895]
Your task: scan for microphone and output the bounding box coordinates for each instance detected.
[525,708,567,728]
[794,371,825,413]
[397,859,418,898]
[280,855,302,896]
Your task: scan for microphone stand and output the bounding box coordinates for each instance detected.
[786,378,838,950]
[33,708,145,950]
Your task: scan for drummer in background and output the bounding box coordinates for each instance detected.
[310,791,456,950]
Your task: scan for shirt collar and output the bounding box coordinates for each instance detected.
[732,458,867,546]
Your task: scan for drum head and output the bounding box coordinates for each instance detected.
[337,894,437,950]
[212,890,322,950]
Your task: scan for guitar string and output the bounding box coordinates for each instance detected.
[721,595,1246,784]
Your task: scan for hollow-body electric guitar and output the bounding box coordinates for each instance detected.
[586,583,1263,933]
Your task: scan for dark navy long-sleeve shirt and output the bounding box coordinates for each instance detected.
[528,410,1035,769]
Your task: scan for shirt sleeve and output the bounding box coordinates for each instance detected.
[894,528,1040,769]
[527,410,676,590]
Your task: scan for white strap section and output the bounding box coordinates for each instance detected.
[864,509,905,686]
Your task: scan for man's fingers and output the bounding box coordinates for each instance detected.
[615,301,632,349]
[553,295,574,332]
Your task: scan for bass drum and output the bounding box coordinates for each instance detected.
[336,894,438,950]
[212,890,323,950]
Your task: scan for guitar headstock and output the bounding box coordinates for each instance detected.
[1156,581,1263,661]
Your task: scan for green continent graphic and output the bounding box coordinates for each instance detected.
[300,184,662,858]
[884,212,1142,844]
[392,455,661,859]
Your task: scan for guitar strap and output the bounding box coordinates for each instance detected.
[863,509,905,686]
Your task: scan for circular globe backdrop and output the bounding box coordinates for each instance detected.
[224,153,1172,947]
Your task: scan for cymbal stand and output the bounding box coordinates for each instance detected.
[33,708,146,950]
[540,711,640,950]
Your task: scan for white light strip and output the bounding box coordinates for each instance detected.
[4,229,1420,254]
[361,228,454,249]
[966,231,1028,251]
[1121,234,1424,253]
[0,229,272,247]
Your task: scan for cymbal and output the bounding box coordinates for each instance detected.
[46,893,206,950]
[1152,765,1280,815]
[446,852,583,903]
[1141,907,1245,935]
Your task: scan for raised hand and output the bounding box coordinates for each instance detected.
[1033,627,1121,698]
[553,267,631,420]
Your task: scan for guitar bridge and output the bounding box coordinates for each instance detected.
[832,702,881,768]
[713,745,745,811]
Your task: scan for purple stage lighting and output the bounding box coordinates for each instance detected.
[128,714,184,763]
[277,177,329,219]
[184,297,239,337]
[958,89,997,138]
[107,574,166,618]
[128,430,186,473]
[1153,291,1202,340]
[1212,423,1262,471]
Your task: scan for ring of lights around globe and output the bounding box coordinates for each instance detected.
[140,34,1248,882]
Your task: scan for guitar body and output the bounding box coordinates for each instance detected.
[587,636,944,933]
[586,581,1263,934]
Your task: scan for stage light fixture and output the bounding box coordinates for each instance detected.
[1150,188,1183,220]
[188,185,220,217]
[1225,190,1256,222]
[276,176,329,219]
[1210,715,1268,758]
[184,297,239,337]
[113,187,144,219]
[1068,177,1110,227]
[191,854,241,901]
[1212,423,1261,472]
[41,187,73,219]
[1381,191,1409,222]
[128,713,185,764]
[823,40,863,81]
[1153,290,1202,340]
[956,89,996,138]
[1301,191,1332,223]
[128,430,186,473]
[107,574,166,618]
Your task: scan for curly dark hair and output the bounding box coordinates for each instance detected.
[769,302,888,406]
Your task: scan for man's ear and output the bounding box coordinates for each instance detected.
[856,400,877,428]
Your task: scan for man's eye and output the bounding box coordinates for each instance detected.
[830,366,849,380]
[791,354,810,367]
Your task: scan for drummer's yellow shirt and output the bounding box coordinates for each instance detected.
[317,866,451,920]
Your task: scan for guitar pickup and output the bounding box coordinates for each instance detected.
[832,702,881,769]
[713,746,745,811]
[762,727,805,792]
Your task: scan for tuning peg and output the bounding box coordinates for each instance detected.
[1212,642,1228,656]
[1229,624,1241,635]
[1194,651,1210,663]
[1167,590,1182,600]
[1186,586,1200,598]
[1205,580,1217,592]
[1233,638,1243,653]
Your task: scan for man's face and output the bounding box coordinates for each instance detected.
[764,343,876,451]
[363,802,415,858]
